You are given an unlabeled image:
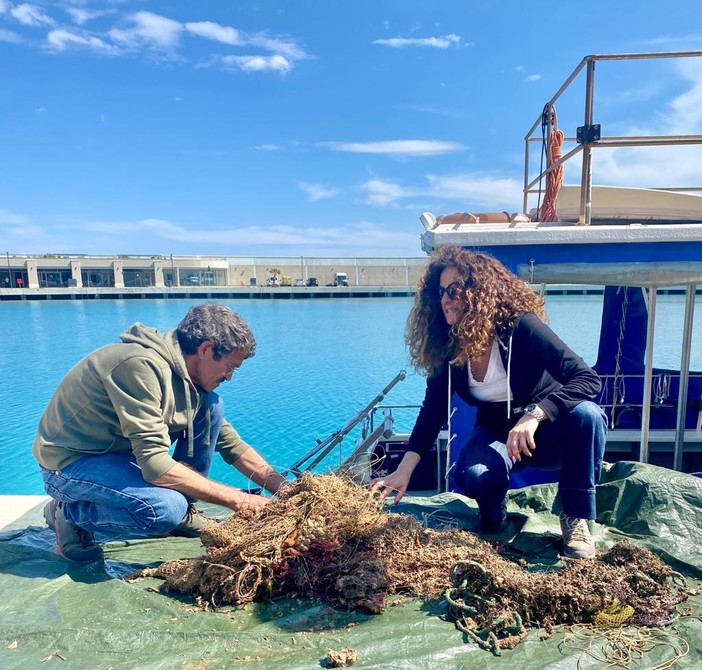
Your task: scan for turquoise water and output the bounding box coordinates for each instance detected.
[1,295,701,495]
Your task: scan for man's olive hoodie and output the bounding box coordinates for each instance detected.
[33,323,249,482]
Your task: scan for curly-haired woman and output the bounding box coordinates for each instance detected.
[371,246,607,559]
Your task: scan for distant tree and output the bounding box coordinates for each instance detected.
[267,267,282,277]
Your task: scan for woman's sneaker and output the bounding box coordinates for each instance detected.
[169,504,218,538]
[559,514,596,559]
[43,500,104,563]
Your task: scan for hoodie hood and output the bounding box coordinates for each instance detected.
[120,323,199,457]
[120,324,190,380]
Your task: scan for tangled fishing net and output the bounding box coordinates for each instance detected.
[131,474,692,652]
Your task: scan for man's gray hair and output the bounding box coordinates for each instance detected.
[177,303,256,359]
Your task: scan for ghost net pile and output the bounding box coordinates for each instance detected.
[132,474,692,651]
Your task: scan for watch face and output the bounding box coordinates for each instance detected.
[525,404,544,421]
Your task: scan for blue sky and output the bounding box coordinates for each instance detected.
[2,1,702,257]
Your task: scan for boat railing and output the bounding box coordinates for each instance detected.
[286,370,407,477]
[368,370,702,456]
[597,372,702,434]
[523,51,702,224]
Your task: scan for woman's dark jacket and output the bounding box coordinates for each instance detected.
[406,312,601,459]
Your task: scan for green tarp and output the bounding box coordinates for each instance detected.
[1,461,701,669]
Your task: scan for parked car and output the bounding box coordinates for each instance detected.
[281,276,292,287]
[293,278,305,287]
[266,275,280,287]
[306,277,319,287]
[334,272,349,287]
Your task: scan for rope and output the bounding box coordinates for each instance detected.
[561,624,690,669]
[444,560,527,656]
[610,287,629,429]
[537,103,565,222]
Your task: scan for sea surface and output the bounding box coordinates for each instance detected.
[1,294,701,495]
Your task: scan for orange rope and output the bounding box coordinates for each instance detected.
[538,105,564,222]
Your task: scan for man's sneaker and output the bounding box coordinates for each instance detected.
[560,514,596,559]
[476,499,507,533]
[43,499,104,563]
[43,499,57,531]
[169,504,217,538]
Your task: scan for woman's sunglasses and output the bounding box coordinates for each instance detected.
[438,282,459,300]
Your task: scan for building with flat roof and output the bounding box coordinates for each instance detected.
[1,254,428,290]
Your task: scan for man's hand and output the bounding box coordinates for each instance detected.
[236,492,270,511]
[506,415,539,461]
[154,461,270,512]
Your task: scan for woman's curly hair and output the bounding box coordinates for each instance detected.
[406,247,546,376]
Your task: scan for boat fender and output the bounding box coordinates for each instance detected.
[420,212,438,230]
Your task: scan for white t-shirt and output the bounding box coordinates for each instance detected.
[467,339,512,403]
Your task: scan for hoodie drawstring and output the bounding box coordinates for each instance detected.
[445,360,458,488]
[506,333,513,418]
[184,379,194,458]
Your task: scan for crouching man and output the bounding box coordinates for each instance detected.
[33,303,287,562]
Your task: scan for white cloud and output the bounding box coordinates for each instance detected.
[3,6,309,74]
[7,223,44,238]
[373,34,461,49]
[35,106,46,112]
[589,59,702,188]
[79,218,418,256]
[219,54,292,74]
[247,33,307,60]
[525,74,541,82]
[323,139,466,157]
[10,3,55,27]
[425,173,522,205]
[256,144,281,151]
[109,11,183,50]
[46,29,116,54]
[0,208,29,226]
[299,182,339,201]
[185,21,242,46]
[362,179,412,206]
[360,172,522,209]
[66,7,112,26]
[0,27,23,43]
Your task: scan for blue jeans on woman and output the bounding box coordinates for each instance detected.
[453,401,607,525]
[40,392,224,539]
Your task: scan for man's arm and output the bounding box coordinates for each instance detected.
[216,421,288,494]
[233,446,288,494]
[153,462,268,511]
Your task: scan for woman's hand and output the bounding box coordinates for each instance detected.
[369,452,420,504]
[506,415,539,462]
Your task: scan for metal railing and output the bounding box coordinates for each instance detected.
[522,51,702,224]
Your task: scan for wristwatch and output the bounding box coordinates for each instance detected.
[524,403,547,423]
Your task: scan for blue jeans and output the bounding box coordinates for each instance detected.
[40,392,224,539]
[454,401,607,523]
